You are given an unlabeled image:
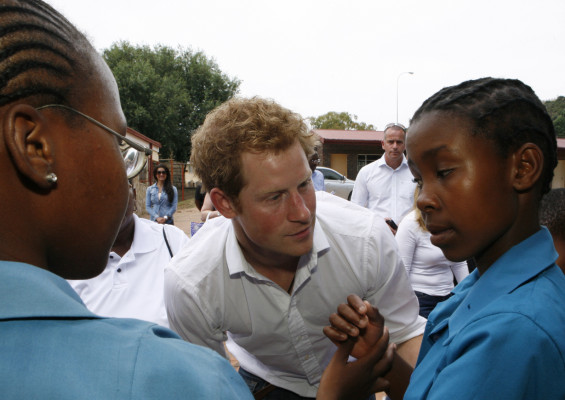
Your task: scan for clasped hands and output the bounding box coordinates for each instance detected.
[317,294,395,400]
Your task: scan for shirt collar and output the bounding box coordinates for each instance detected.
[225,217,331,282]
[446,227,557,338]
[0,261,99,320]
[377,153,409,170]
[129,214,160,254]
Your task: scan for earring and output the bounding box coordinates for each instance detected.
[46,172,58,184]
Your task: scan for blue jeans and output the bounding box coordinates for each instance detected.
[239,368,376,400]
[415,291,453,319]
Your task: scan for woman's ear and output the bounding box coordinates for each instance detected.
[210,187,238,219]
[512,142,543,192]
[2,104,56,190]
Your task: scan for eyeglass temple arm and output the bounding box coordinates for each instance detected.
[36,104,152,156]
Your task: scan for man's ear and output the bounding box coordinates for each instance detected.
[210,187,238,219]
[512,143,543,192]
[2,104,55,189]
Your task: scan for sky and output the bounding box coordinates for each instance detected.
[46,0,565,130]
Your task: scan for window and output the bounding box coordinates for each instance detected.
[357,154,379,171]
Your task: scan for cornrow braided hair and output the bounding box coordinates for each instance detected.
[411,77,557,195]
[0,0,91,108]
[540,188,565,239]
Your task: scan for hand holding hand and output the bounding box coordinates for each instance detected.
[317,326,394,400]
[323,294,385,359]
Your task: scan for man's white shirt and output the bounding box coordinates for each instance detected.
[165,192,425,397]
[69,214,189,328]
[351,154,416,223]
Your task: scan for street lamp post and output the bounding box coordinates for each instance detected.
[396,71,414,123]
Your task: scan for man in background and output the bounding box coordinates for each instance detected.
[309,147,325,191]
[351,123,416,231]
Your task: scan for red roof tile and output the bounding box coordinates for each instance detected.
[313,129,384,143]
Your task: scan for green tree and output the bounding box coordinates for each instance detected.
[309,111,375,131]
[544,96,565,138]
[103,42,240,161]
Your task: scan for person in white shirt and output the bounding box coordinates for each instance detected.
[395,206,469,318]
[69,184,189,327]
[350,123,416,231]
[164,97,426,399]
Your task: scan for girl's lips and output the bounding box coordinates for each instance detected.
[426,224,455,247]
[429,228,455,247]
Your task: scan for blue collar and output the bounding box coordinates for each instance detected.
[0,261,99,320]
[430,228,558,341]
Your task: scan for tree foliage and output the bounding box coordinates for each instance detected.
[103,42,240,161]
[544,96,565,138]
[309,111,375,131]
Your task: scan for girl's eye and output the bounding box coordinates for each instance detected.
[437,169,453,179]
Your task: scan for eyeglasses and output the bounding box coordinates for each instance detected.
[35,104,152,179]
[310,158,320,164]
[156,171,167,175]
[384,122,407,133]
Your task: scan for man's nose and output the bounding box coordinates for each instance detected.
[287,192,311,222]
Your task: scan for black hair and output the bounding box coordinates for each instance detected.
[0,0,93,108]
[153,163,174,204]
[411,77,557,195]
[540,188,565,239]
[194,183,205,211]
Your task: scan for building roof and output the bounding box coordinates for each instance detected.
[126,127,161,148]
[315,129,565,160]
[313,129,384,144]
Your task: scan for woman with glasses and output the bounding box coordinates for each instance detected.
[146,164,178,225]
[0,1,251,398]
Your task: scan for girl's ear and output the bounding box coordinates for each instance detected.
[512,143,543,192]
[3,104,56,189]
[209,187,238,219]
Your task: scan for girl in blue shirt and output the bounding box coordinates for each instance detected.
[321,77,565,400]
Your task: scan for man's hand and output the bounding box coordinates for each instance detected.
[317,328,394,400]
[323,295,384,359]
[322,294,417,400]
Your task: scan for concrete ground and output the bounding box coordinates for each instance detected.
[169,205,203,237]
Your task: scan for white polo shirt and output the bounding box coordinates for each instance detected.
[69,215,189,328]
[351,154,416,224]
[165,192,425,397]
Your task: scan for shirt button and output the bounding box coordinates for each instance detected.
[117,268,122,273]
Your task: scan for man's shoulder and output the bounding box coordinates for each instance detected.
[166,217,231,284]
[315,192,387,238]
[357,158,381,174]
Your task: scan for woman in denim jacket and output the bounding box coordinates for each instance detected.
[146,164,178,225]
